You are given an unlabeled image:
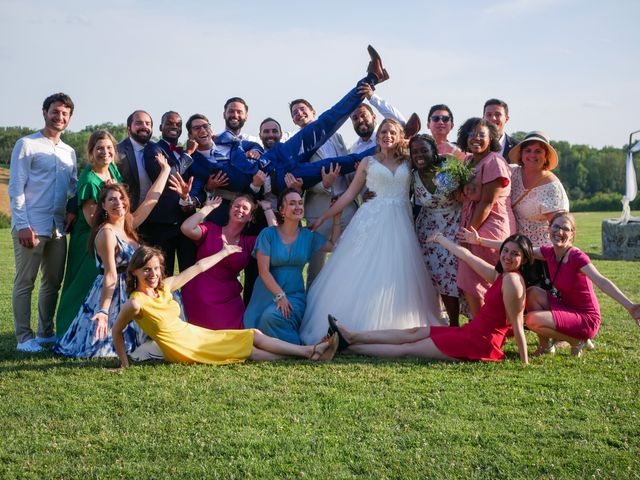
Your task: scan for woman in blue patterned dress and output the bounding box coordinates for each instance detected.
[53,153,170,358]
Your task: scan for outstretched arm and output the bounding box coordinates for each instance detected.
[457,226,544,259]
[180,196,223,241]
[132,153,171,227]
[581,262,640,326]
[502,272,528,364]
[164,243,242,292]
[311,158,368,231]
[431,232,498,284]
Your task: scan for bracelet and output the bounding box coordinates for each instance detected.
[273,292,286,302]
[97,309,109,315]
[179,196,194,207]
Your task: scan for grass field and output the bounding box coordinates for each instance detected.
[1,212,639,479]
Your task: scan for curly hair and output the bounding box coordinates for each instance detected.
[408,134,445,170]
[456,118,501,154]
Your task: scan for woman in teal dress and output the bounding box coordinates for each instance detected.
[56,131,123,336]
[243,188,342,344]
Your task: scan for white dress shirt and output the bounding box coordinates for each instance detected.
[9,131,77,236]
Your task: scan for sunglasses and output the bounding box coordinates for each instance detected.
[191,123,211,132]
[430,115,451,124]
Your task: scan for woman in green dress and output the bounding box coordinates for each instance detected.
[56,130,123,336]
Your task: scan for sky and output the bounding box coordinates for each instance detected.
[1,0,639,149]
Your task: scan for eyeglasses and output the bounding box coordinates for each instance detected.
[467,131,488,139]
[191,123,211,132]
[550,224,572,233]
[430,115,451,124]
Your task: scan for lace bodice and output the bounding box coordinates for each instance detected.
[365,157,411,201]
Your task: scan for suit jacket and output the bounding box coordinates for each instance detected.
[117,138,142,210]
[303,133,357,223]
[503,133,519,163]
[143,139,193,224]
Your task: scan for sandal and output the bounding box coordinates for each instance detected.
[531,342,556,357]
[310,333,338,362]
[571,339,594,357]
[328,315,350,352]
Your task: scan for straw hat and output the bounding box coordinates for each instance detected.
[508,131,559,170]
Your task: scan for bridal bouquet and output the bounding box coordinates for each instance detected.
[433,156,475,197]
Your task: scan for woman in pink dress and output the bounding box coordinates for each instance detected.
[456,118,515,317]
[460,213,640,357]
[524,213,640,356]
[328,233,532,364]
[179,194,276,329]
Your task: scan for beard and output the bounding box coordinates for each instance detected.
[130,129,152,144]
[355,122,375,139]
[225,118,246,131]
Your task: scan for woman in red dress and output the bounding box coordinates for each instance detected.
[329,233,533,364]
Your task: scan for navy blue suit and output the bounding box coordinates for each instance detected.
[141,139,196,275]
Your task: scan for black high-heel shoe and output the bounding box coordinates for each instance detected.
[328,314,350,352]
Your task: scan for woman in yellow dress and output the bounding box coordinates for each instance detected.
[111,245,338,369]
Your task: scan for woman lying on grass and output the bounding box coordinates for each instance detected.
[110,246,338,370]
[329,233,534,364]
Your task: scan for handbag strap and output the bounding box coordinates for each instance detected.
[512,172,547,208]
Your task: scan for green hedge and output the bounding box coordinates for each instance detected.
[570,192,640,212]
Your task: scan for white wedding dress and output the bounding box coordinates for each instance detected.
[299,157,446,345]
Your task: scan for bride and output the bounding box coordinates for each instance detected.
[299,119,445,345]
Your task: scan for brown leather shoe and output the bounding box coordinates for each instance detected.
[404,113,421,138]
[366,45,390,84]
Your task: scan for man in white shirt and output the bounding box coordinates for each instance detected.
[349,84,407,154]
[215,97,262,156]
[117,110,154,210]
[9,93,77,352]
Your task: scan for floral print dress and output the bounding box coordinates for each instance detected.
[414,171,462,297]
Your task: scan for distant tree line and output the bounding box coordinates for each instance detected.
[1,125,639,212]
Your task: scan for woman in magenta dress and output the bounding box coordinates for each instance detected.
[179,194,276,329]
[328,233,533,364]
[456,118,515,317]
[523,213,640,356]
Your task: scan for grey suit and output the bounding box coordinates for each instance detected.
[117,138,142,210]
[304,133,358,285]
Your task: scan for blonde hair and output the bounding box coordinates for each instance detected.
[376,118,409,163]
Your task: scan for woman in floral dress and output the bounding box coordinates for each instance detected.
[411,134,462,325]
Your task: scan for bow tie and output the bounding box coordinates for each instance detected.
[168,143,184,153]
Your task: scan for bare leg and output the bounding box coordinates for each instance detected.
[463,291,483,318]
[525,287,553,350]
[249,346,288,361]
[442,295,460,327]
[250,329,335,360]
[349,337,457,361]
[526,286,550,311]
[526,311,583,345]
[342,325,431,346]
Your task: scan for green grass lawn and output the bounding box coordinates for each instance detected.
[1,212,639,479]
